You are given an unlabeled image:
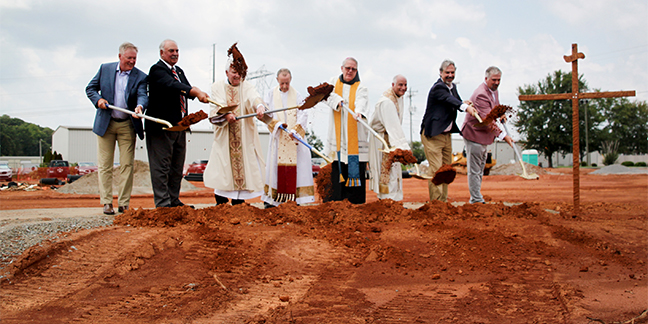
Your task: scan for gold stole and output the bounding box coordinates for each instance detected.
[333,79,360,156]
[379,88,401,194]
[226,84,246,190]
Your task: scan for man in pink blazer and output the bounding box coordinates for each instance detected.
[461,66,513,204]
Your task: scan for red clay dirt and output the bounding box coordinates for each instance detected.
[0,170,646,323]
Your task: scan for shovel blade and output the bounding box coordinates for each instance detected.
[164,125,190,132]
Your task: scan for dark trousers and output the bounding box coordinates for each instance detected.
[215,194,244,206]
[330,161,366,204]
[146,130,186,207]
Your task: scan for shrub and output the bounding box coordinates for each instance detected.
[580,161,587,166]
[592,163,597,167]
[621,161,635,167]
[636,161,647,167]
[601,141,619,166]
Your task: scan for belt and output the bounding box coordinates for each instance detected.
[111,117,129,122]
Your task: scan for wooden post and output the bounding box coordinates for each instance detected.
[518,43,635,216]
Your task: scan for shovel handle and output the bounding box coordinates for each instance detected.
[470,109,484,124]
[279,125,333,164]
[236,106,300,120]
[107,104,173,128]
[340,103,392,152]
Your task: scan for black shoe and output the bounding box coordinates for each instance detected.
[172,202,195,209]
[264,202,276,209]
[118,206,129,213]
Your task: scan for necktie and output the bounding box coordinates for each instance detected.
[172,68,186,116]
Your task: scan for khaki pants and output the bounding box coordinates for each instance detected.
[421,132,452,202]
[97,120,135,206]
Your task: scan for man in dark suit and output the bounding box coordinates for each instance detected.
[86,42,147,215]
[146,39,209,208]
[419,59,476,202]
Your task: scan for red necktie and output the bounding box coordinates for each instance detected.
[172,68,186,116]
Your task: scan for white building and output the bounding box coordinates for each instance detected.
[52,125,270,165]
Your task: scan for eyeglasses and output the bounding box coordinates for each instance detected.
[343,66,357,72]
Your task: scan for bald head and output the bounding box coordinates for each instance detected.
[392,74,407,97]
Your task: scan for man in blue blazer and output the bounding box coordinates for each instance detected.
[420,59,476,202]
[86,42,147,215]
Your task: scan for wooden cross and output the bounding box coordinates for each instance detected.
[518,43,635,216]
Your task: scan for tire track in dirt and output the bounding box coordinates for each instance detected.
[201,232,347,323]
[1,226,163,322]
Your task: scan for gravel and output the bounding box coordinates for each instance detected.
[0,215,114,272]
[591,165,648,175]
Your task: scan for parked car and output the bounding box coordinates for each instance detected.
[0,163,12,181]
[77,162,98,175]
[46,160,70,179]
[184,159,208,181]
[311,158,325,177]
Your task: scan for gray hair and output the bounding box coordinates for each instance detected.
[392,74,406,83]
[342,57,358,67]
[485,66,502,78]
[276,68,291,78]
[119,42,138,54]
[159,39,177,51]
[439,59,455,72]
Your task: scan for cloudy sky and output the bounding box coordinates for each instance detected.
[1,0,646,143]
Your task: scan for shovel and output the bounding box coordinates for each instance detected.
[279,125,332,164]
[207,98,238,114]
[340,103,395,154]
[501,123,539,180]
[107,104,173,129]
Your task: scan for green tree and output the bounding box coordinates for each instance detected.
[0,115,53,156]
[516,70,606,167]
[305,129,324,159]
[410,141,426,163]
[598,98,648,154]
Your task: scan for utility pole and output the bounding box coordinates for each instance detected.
[212,43,216,83]
[406,88,418,144]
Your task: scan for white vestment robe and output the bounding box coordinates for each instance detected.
[368,89,411,201]
[203,79,266,200]
[322,76,370,163]
[261,86,315,206]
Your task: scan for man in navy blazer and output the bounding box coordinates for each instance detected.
[420,59,476,202]
[86,42,147,215]
[146,39,209,208]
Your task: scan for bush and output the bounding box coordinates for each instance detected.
[621,161,635,167]
[636,161,647,167]
[601,141,619,166]
[580,161,587,166]
[592,163,597,167]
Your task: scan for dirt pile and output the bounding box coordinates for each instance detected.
[432,164,457,185]
[489,161,546,176]
[592,165,648,175]
[56,160,197,195]
[2,198,645,323]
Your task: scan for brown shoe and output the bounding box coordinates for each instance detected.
[118,206,129,213]
[103,204,115,215]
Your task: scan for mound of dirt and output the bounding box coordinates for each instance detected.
[57,160,198,195]
[489,161,546,176]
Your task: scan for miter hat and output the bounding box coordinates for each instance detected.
[227,42,248,80]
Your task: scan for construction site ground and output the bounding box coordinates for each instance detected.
[0,168,646,323]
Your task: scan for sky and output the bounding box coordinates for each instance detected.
[1,0,646,145]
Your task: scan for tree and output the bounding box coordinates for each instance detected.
[598,98,648,154]
[305,129,324,159]
[515,70,606,167]
[410,141,426,163]
[0,115,53,156]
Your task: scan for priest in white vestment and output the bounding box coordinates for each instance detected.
[320,57,370,204]
[261,68,315,207]
[368,75,411,201]
[203,48,272,205]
